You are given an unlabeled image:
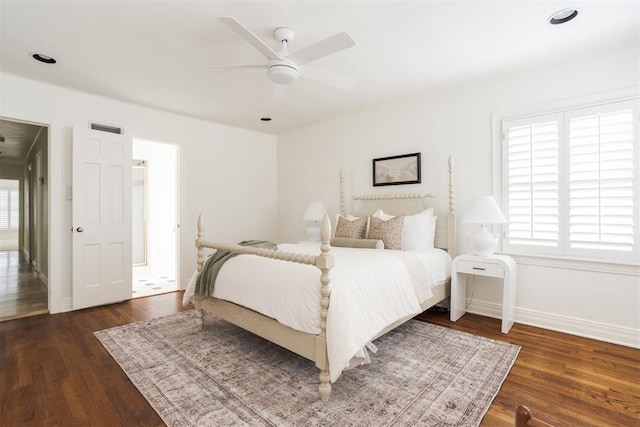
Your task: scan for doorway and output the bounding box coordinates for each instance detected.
[0,118,49,321]
[131,139,179,298]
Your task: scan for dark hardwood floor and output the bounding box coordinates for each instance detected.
[417,310,639,426]
[1,291,638,426]
[0,250,48,321]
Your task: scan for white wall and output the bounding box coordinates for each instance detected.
[24,128,48,280]
[0,72,278,313]
[277,43,639,347]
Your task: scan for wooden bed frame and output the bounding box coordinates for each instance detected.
[193,155,457,402]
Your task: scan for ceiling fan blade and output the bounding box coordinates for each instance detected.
[218,17,283,61]
[272,83,287,99]
[203,64,266,70]
[301,66,355,90]
[289,32,355,66]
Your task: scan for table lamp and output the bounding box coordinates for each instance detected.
[462,196,507,256]
[303,202,326,242]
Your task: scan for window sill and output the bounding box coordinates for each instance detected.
[497,252,640,276]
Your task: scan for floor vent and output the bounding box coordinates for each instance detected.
[90,122,124,135]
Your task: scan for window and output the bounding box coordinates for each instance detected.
[502,99,638,261]
[0,179,20,230]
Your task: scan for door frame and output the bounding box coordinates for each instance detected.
[34,150,42,272]
[0,114,57,311]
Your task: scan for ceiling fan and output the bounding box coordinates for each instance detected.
[211,17,356,96]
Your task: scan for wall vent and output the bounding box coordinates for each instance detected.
[90,122,124,135]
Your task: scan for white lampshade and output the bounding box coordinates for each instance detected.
[303,202,326,222]
[462,196,507,257]
[462,196,507,225]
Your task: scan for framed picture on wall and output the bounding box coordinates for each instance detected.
[373,152,421,186]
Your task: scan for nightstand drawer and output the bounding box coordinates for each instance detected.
[455,260,505,278]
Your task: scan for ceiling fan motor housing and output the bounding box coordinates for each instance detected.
[267,58,299,85]
[216,17,355,89]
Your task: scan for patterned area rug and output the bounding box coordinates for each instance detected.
[95,310,520,426]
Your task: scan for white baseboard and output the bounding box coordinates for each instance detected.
[466,299,640,349]
[60,297,73,312]
[40,272,48,288]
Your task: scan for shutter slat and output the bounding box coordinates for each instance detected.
[505,118,560,247]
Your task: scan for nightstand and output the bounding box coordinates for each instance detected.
[450,254,517,334]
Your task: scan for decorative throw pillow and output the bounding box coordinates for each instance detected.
[368,215,404,250]
[334,215,368,239]
[330,237,384,249]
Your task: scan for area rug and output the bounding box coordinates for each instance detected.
[95,310,520,426]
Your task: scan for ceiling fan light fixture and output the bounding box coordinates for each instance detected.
[268,64,299,85]
[548,8,578,25]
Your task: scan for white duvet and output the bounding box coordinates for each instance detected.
[183,244,451,383]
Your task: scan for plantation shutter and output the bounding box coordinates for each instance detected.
[0,190,8,229]
[0,179,19,230]
[567,101,636,254]
[9,189,19,228]
[503,113,561,253]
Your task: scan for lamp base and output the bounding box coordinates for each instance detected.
[307,223,321,242]
[468,225,499,257]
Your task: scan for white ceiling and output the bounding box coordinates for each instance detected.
[0,1,637,135]
[0,119,43,164]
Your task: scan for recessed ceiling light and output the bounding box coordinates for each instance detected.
[260,117,272,122]
[549,8,578,25]
[31,52,57,64]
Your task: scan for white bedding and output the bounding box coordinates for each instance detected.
[183,244,451,382]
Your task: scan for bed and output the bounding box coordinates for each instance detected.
[185,155,458,402]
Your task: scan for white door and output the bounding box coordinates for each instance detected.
[72,127,132,310]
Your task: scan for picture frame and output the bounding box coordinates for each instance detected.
[372,152,421,186]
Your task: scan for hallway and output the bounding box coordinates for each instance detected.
[0,251,47,321]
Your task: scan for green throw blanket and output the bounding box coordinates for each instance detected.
[194,240,278,299]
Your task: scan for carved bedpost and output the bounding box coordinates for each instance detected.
[196,213,205,273]
[339,168,345,215]
[195,213,205,330]
[316,214,334,402]
[447,155,458,257]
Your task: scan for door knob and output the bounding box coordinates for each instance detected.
[76,227,84,232]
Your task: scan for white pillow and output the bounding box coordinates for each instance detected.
[373,209,436,251]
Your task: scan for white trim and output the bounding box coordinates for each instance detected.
[175,144,181,290]
[493,89,640,264]
[1,114,62,314]
[60,297,73,312]
[48,121,63,314]
[466,299,640,349]
[507,254,639,276]
[40,272,48,288]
